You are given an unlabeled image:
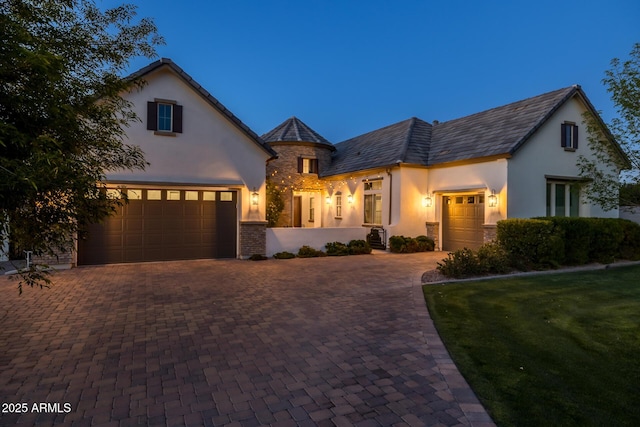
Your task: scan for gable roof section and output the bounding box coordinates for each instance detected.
[429,86,577,165]
[322,117,432,177]
[128,58,277,159]
[261,116,335,150]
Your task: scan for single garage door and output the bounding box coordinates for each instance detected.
[78,188,237,265]
[442,194,484,251]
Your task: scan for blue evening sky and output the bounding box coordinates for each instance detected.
[110,0,639,142]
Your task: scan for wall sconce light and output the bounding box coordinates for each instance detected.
[251,188,259,206]
[325,195,332,204]
[422,193,433,207]
[488,189,498,207]
[347,194,354,204]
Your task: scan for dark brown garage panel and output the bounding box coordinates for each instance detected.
[442,194,484,251]
[78,189,237,265]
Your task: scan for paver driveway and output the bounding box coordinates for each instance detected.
[0,253,493,427]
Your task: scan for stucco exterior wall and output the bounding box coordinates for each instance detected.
[108,68,270,222]
[427,159,508,226]
[507,96,620,219]
[387,166,430,238]
[266,227,367,256]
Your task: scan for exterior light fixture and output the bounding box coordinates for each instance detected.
[347,194,354,204]
[422,194,433,207]
[488,189,498,207]
[325,195,331,204]
[251,188,259,206]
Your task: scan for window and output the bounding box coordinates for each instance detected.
[546,182,580,217]
[363,179,383,224]
[298,157,319,174]
[127,189,143,200]
[561,122,578,150]
[147,100,183,133]
[147,190,162,200]
[167,190,181,201]
[219,192,233,201]
[202,191,216,201]
[185,191,199,201]
[309,197,315,222]
[335,192,342,218]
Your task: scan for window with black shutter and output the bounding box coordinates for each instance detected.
[561,122,578,150]
[147,100,183,134]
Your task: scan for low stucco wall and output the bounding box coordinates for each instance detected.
[266,227,367,256]
[620,206,640,224]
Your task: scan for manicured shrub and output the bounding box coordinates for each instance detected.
[325,241,350,256]
[248,254,268,261]
[619,219,640,261]
[538,217,591,265]
[497,219,564,270]
[389,235,435,253]
[273,251,296,259]
[437,248,481,278]
[588,218,624,263]
[297,245,326,258]
[415,235,435,252]
[476,242,512,275]
[347,239,372,255]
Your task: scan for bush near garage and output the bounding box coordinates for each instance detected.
[389,235,435,253]
[437,217,640,278]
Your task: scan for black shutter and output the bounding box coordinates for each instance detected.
[147,102,157,131]
[573,125,578,149]
[311,159,319,174]
[173,104,183,133]
[560,123,567,147]
[297,157,303,173]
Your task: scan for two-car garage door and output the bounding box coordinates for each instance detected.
[78,188,237,265]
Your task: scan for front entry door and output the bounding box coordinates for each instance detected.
[293,196,302,227]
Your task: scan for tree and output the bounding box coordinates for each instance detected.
[0,0,163,291]
[266,179,285,227]
[578,43,639,210]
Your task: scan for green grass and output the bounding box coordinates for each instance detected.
[422,265,640,427]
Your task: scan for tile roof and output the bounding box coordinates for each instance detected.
[128,58,278,159]
[429,86,577,165]
[322,85,621,177]
[261,117,335,150]
[322,117,432,177]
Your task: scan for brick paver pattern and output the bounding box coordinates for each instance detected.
[0,253,494,427]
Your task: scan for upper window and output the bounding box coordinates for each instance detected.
[561,122,578,150]
[298,157,319,174]
[147,100,183,134]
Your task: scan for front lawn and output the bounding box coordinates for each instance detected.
[422,265,640,427]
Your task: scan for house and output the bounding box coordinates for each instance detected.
[264,85,630,254]
[76,58,277,265]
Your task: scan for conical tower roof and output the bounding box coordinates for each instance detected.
[262,117,335,151]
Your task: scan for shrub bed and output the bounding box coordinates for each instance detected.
[389,235,435,253]
[325,240,372,256]
[297,245,326,258]
[437,217,640,279]
[273,251,296,259]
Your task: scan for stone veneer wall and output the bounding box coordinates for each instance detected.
[482,224,497,243]
[267,143,333,227]
[425,222,440,251]
[240,221,267,258]
[32,246,75,267]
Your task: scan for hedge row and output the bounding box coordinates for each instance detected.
[273,240,372,259]
[389,235,435,253]
[437,217,640,278]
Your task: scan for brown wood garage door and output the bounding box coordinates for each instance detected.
[78,189,237,265]
[442,194,484,251]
